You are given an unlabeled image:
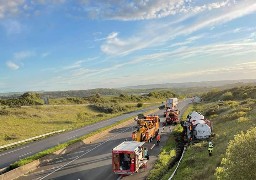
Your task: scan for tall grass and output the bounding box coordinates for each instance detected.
[163,99,256,180]
[0,103,150,146]
[147,124,184,180]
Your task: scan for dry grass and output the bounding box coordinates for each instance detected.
[0,104,144,146]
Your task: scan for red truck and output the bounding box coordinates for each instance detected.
[112,141,149,175]
[164,109,180,125]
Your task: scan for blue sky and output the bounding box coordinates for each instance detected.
[1,0,256,92]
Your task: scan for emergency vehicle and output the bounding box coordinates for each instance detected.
[112,141,149,175]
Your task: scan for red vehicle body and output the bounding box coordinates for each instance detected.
[112,141,148,175]
[164,110,179,125]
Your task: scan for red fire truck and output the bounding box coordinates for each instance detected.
[112,141,149,175]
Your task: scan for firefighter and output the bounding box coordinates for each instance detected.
[208,141,214,156]
[132,132,136,141]
[156,134,161,146]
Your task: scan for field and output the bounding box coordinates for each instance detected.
[0,103,152,146]
[0,90,178,146]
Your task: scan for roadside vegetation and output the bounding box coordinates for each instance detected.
[0,90,178,146]
[160,85,256,180]
[8,108,158,171]
[147,124,183,180]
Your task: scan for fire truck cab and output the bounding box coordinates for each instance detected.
[112,141,149,175]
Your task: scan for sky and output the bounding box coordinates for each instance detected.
[1,0,256,93]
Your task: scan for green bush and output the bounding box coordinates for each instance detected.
[90,103,129,114]
[0,109,10,115]
[222,111,246,121]
[137,102,143,107]
[215,127,256,180]
[220,91,233,101]
[0,92,44,107]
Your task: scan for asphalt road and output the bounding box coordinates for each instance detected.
[17,99,191,180]
[0,105,159,169]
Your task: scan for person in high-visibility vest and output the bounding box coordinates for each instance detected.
[208,141,214,156]
[156,134,161,146]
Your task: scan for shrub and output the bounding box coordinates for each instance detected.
[77,112,91,120]
[4,134,18,141]
[224,101,239,108]
[89,103,129,114]
[220,92,233,101]
[237,117,249,123]
[0,109,10,115]
[215,127,256,180]
[222,111,246,121]
[137,102,143,107]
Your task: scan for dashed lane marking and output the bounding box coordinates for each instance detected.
[151,144,155,149]
[0,146,29,157]
[36,126,133,180]
[19,151,33,158]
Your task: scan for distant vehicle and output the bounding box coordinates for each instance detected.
[166,98,178,108]
[182,111,212,141]
[164,109,180,125]
[191,96,201,103]
[112,141,149,175]
[132,115,160,142]
[164,98,178,117]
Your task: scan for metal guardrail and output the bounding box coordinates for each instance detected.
[168,146,186,180]
[0,130,65,150]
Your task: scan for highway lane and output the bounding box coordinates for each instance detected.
[0,105,159,169]
[17,99,191,180]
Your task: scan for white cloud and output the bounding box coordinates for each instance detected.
[81,0,187,20]
[99,40,256,75]
[143,61,256,83]
[14,51,34,59]
[181,2,256,35]
[5,50,35,70]
[100,1,256,56]
[41,52,50,58]
[101,32,144,55]
[6,61,19,70]
[0,0,66,19]
[80,0,232,21]
[1,19,24,34]
[0,0,25,19]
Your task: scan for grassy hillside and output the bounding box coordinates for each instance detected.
[0,90,178,146]
[150,86,256,180]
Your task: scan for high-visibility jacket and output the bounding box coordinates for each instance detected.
[208,144,213,152]
[132,133,136,140]
[156,134,161,141]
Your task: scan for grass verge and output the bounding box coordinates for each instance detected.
[7,108,159,171]
[147,99,187,180]
[162,99,256,180]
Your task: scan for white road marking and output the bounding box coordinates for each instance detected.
[0,146,29,157]
[19,151,33,158]
[80,143,101,149]
[67,150,84,156]
[117,175,122,180]
[151,144,155,149]
[37,126,133,180]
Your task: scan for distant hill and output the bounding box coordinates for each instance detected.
[124,79,256,89]
[1,79,256,99]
